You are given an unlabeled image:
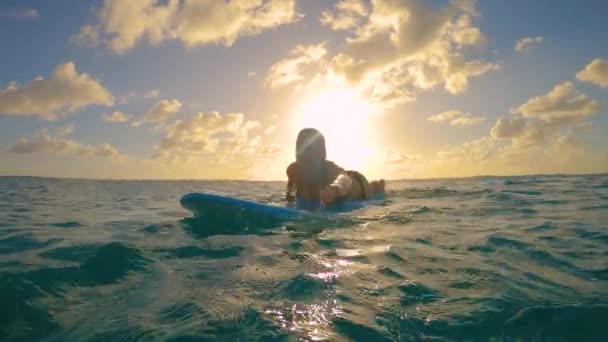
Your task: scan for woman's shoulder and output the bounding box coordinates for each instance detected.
[324,160,345,172]
[286,161,298,177]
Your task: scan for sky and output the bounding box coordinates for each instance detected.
[0,0,607,180]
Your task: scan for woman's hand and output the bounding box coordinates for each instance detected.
[321,184,341,205]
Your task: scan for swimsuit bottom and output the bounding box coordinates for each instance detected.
[346,170,368,200]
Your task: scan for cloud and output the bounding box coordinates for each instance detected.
[102,111,131,123]
[427,110,462,123]
[144,89,161,98]
[7,129,119,158]
[428,110,485,125]
[56,124,75,137]
[451,13,487,47]
[392,82,606,178]
[115,92,136,104]
[514,81,600,124]
[487,81,601,157]
[514,36,544,53]
[265,43,328,89]
[264,125,276,134]
[384,148,421,164]
[77,0,300,54]
[153,111,283,171]
[157,111,259,154]
[450,114,486,126]
[0,62,114,119]
[490,116,527,139]
[269,0,498,109]
[435,136,496,163]
[247,72,257,77]
[321,0,369,31]
[576,58,608,88]
[0,8,39,20]
[177,0,299,47]
[131,99,182,127]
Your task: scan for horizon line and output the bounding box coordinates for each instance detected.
[1,171,606,183]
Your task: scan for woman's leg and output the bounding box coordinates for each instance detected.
[346,170,371,199]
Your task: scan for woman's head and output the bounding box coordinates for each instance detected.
[296,128,326,162]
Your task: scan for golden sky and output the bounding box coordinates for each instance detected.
[0,0,607,180]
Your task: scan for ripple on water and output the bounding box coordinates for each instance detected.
[170,307,288,341]
[333,317,392,342]
[21,242,149,297]
[376,265,406,280]
[579,204,608,211]
[487,234,531,250]
[158,245,244,259]
[39,243,100,262]
[504,305,608,341]
[0,234,62,255]
[158,302,208,323]
[0,274,60,341]
[277,273,333,301]
[48,221,83,228]
[399,282,441,305]
[526,221,556,232]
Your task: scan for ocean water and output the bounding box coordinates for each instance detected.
[1,174,607,341]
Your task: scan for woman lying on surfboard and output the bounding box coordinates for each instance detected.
[286,128,385,210]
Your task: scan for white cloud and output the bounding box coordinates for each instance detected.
[154,111,283,171]
[514,81,600,124]
[247,72,257,77]
[131,99,182,127]
[144,99,182,123]
[0,62,114,119]
[0,8,39,20]
[450,114,486,126]
[321,0,369,31]
[144,89,161,98]
[77,0,300,54]
[514,36,544,53]
[428,110,485,125]
[384,148,421,164]
[428,110,462,123]
[265,43,328,89]
[451,14,487,47]
[264,125,276,134]
[102,111,131,123]
[157,111,260,154]
[435,136,496,163]
[485,81,602,162]
[490,116,527,139]
[7,129,119,158]
[269,0,498,109]
[56,124,75,137]
[177,0,299,47]
[116,92,136,105]
[76,0,179,54]
[576,58,608,88]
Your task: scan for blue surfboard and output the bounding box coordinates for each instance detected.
[180,192,384,225]
[180,192,306,220]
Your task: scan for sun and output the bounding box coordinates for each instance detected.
[292,87,376,171]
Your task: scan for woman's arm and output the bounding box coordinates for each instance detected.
[321,162,352,204]
[286,163,297,202]
[286,179,296,202]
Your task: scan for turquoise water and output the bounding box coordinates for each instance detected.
[1,175,607,341]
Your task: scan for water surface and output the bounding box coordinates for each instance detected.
[1,175,607,341]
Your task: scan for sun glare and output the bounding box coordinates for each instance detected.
[293,87,376,171]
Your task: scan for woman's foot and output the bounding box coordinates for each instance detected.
[369,179,385,195]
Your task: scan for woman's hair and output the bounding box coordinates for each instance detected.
[296,128,326,161]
